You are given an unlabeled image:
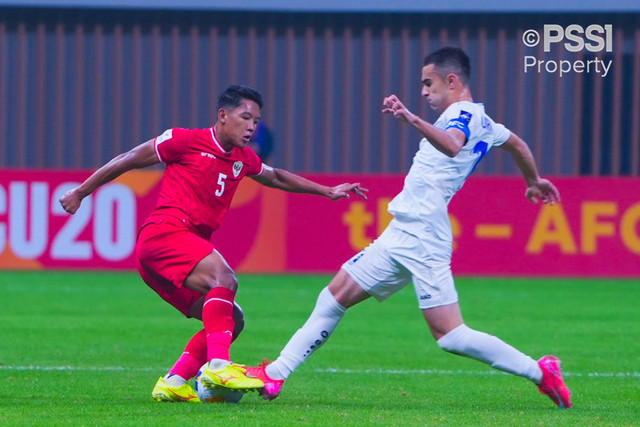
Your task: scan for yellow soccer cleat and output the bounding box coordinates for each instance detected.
[152,377,201,403]
[198,361,264,390]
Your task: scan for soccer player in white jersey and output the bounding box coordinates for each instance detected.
[246,47,571,409]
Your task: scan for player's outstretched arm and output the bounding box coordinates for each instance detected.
[59,139,160,214]
[382,94,465,157]
[250,165,368,200]
[499,133,561,205]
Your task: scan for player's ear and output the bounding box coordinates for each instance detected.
[217,108,227,124]
[447,73,458,89]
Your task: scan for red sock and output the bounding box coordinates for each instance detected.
[203,287,236,361]
[168,329,207,380]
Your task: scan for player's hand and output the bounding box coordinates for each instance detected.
[59,188,84,214]
[525,179,560,205]
[382,94,415,123]
[328,183,369,200]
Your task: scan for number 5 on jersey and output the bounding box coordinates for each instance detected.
[215,173,227,196]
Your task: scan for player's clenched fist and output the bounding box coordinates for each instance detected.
[59,188,84,215]
[382,94,415,123]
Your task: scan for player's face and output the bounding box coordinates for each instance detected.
[219,99,261,150]
[420,64,450,113]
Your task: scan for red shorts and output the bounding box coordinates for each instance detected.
[135,215,214,317]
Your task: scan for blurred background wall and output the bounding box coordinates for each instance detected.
[1,2,638,175]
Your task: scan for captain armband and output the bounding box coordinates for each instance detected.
[445,118,471,140]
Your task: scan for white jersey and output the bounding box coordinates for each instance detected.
[388,101,511,239]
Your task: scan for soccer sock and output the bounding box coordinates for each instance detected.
[168,329,207,381]
[266,287,347,380]
[163,373,187,387]
[437,324,543,383]
[202,287,236,361]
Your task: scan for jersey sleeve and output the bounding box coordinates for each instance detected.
[491,123,511,147]
[153,128,192,163]
[245,147,264,176]
[444,107,473,142]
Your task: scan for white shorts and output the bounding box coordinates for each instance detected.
[342,220,458,310]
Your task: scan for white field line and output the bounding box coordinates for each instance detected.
[0,365,157,372]
[316,368,640,378]
[0,365,638,378]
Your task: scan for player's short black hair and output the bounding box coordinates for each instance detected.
[424,47,471,85]
[217,85,263,111]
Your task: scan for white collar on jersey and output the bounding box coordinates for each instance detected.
[210,127,233,154]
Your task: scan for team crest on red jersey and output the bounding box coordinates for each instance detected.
[233,161,243,177]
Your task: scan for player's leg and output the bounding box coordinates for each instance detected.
[165,300,245,385]
[267,269,369,376]
[402,229,571,409]
[136,250,205,402]
[188,298,246,341]
[425,304,571,408]
[423,302,542,379]
[183,254,238,363]
[152,328,205,403]
[250,224,410,400]
[136,220,260,392]
[183,250,263,390]
[420,275,571,408]
[247,269,367,400]
[152,301,246,402]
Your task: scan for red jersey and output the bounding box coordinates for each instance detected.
[143,127,263,239]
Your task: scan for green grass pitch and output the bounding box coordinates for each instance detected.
[1,271,639,425]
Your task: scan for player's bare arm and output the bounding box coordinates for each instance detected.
[250,165,368,200]
[382,94,465,157]
[59,139,160,214]
[499,133,561,205]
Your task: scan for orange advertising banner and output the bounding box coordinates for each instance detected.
[1,170,639,277]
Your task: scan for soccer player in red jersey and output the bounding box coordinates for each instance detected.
[59,85,368,402]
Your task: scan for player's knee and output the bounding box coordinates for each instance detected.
[231,303,245,342]
[437,338,459,354]
[436,324,471,354]
[215,270,238,291]
[185,269,237,293]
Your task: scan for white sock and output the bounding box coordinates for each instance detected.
[207,358,231,371]
[266,287,347,380]
[163,373,187,387]
[437,324,543,383]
